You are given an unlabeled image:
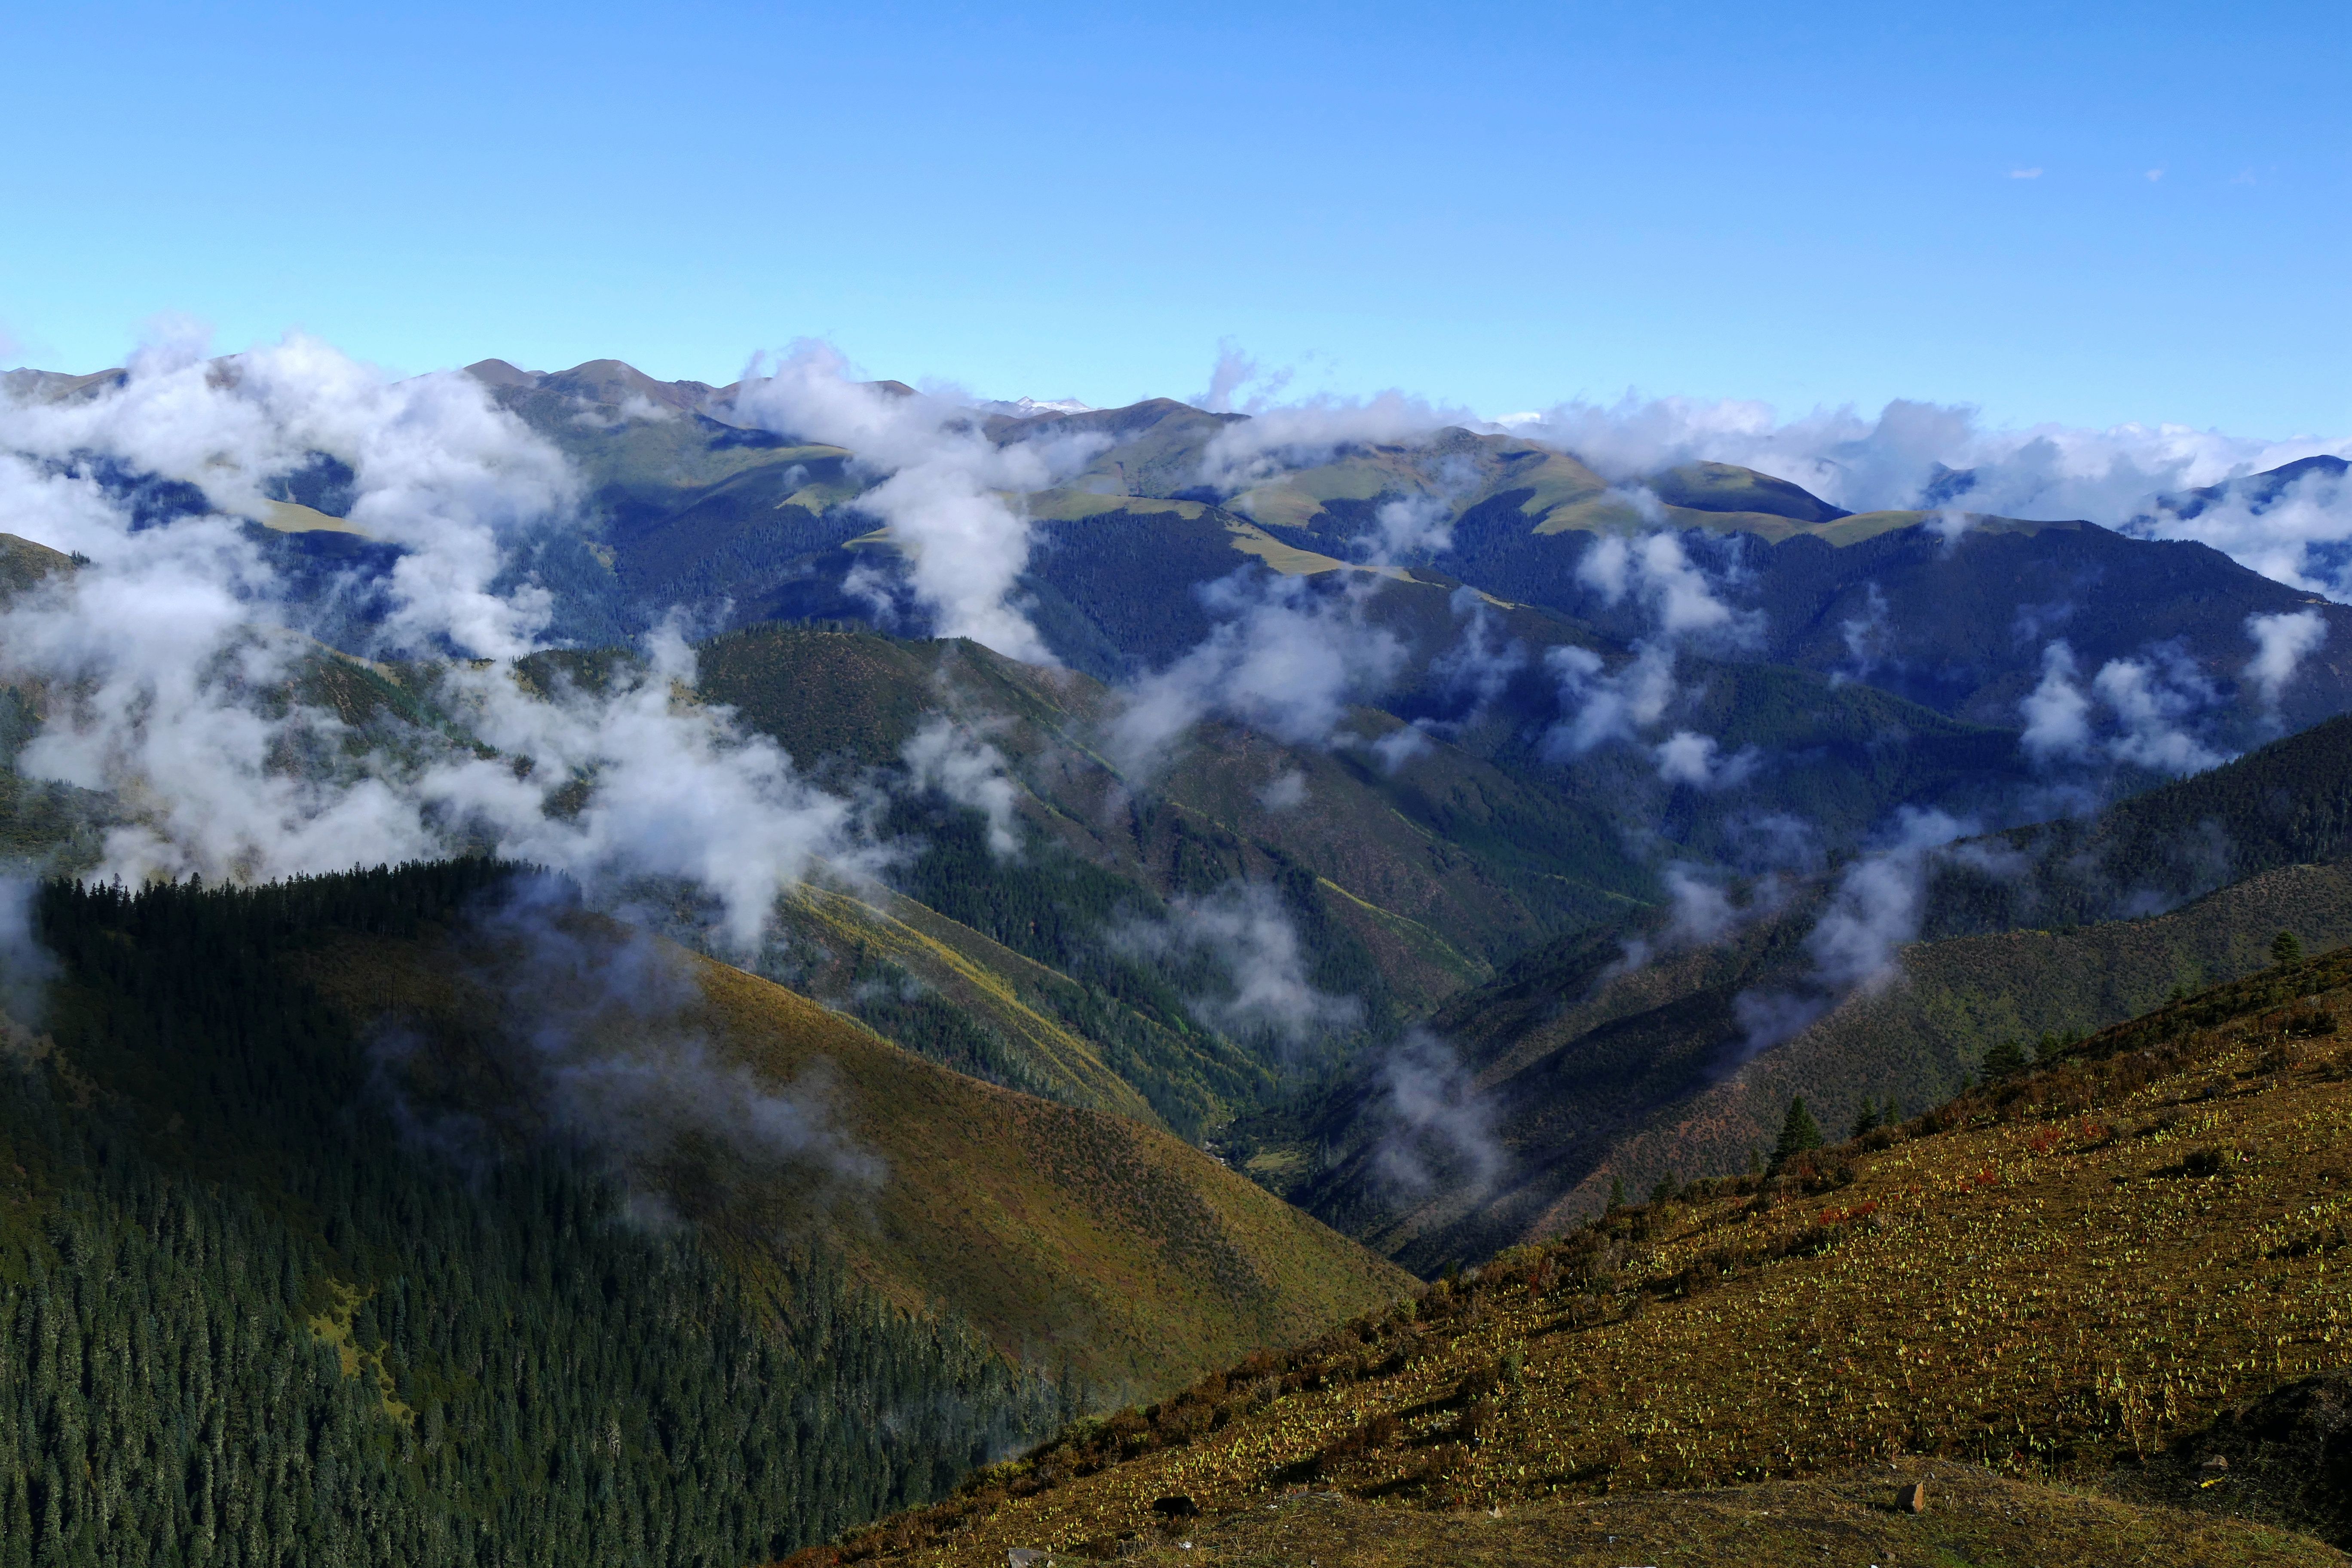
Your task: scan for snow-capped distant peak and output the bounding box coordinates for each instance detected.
[977,397,1093,419]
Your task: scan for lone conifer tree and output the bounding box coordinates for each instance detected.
[2273,930,2305,967]
[1850,1098,1883,1139]
[1771,1096,1823,1171]
[1982,1037,2030,1079]
[1607,1174,1626,1210]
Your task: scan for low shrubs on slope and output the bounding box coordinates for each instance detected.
[790,945,2352,1563]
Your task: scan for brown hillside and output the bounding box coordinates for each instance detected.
[792,944,2352,1563]
[1028,1469,2342,1568]
[291,916,1409,1399]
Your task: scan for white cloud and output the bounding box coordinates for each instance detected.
[1256,769,1308,810]
[728,340,1107,663]
[1729,806,1994,1063]
[0,334,884,956]
[1576,522,1754,641]
[1115,880,1361,1045]
[1511,394,2349,575]
[1542,641,1678,756]
[2130,463,2352,599]
[1197,389,1480,493]
[1194,337,1290,414]
[1106,570,1408,774]
[1652,729,1759,790]
[2244,608,2328,708]
[1368,1029,1504,1201]
[900,715,1022,857]
[2019,641,2095,764]
[2017,638,2231,778]
[1607,861,1789,978]
[1371,723,1434,772]
[2092,653,2226,776]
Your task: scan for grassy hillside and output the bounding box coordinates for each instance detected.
[286,878,1410,1397]
[1400,858,2352,1268]
[693,621,1645,1005]
[991,1470,2340,1567]
[791,949,2352,1563]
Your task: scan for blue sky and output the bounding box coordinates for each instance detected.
[3,0,2344,434]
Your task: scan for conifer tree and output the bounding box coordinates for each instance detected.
[1770,1096,1822,1171]
[1982,1038,2030,1079]
[1849,1099,1882,1139]
[2273,929,2305,967]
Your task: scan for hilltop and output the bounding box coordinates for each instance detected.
[789,944,2352,1564]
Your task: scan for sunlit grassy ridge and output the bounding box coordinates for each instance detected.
[790,946,2352,1563]
[292,913,1411,1397]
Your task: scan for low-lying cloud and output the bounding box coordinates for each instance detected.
[1514,395,2352,598]
[1727,807,2019,1064]
[381,877,883,1202]
[729,340,1107,664]
[2245,608,2329,710]
[1113,880,1362,1046]
[1106,569,1408,774]
[0,331,889,955]
[1368,1029,1505,1203]
[900,714,1023,857]
[2017,639,2230,778]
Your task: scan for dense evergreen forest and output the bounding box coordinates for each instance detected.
[0,863,1065,1568]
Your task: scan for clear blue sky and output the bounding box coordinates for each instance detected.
[3,0,2345,434]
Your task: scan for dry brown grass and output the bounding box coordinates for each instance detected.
[789,951,2352,1565]
[1065,1467,2343,1568]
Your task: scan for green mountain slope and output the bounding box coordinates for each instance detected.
[0,860,1412,1565]
[0,863,1063,1568]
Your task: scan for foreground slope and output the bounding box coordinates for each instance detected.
[1027,1470,2341,1568]
[798,947,2352,1562]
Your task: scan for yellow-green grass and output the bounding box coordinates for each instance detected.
[1222,521,1409,581]
[1021,490,1212,524]
[778,882,1164,1124]
[1443,859,2352,1256]
[291,919,1411,1398]
[259,499,371,536]
[795,949,2352,1563]
[0,532,76,598]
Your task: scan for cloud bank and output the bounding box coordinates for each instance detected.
[0,331,868,952]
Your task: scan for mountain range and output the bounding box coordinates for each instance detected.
[5,350,2352,1562]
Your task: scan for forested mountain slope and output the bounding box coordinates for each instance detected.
[377,361,2352,752]
[683,623,2040,1142]
[1277,710,2352,1270]
[0,862,1406,1568]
